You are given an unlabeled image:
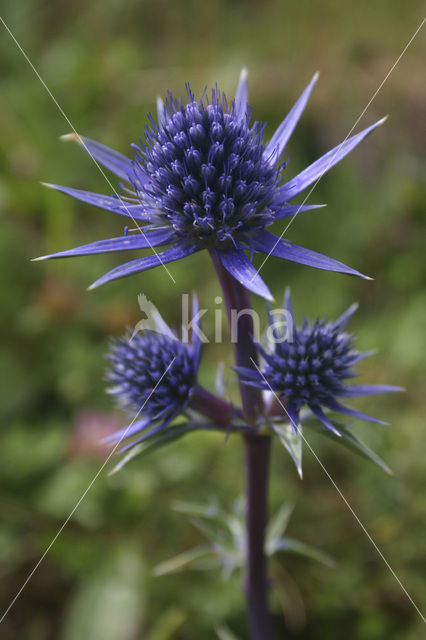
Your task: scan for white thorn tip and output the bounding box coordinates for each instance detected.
[377,115,389,126]
[60,133,81,143]
[31,255,47,262]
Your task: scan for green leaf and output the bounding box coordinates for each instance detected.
[171,500,246,579]
[153,545,212,577]
[173,499,221,521]
[272,421,303,478]
[220,502,245,548]
[190,517,228,546]
[215,625,241,640]
[265,503,294,555]
[272,537,335,567]
[109,423,198,474]
[304,417,392,474]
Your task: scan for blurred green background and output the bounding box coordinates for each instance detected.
[0,1,425,638]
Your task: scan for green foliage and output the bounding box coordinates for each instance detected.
[154,499,333,578]
[271,422,303,478]
[303,415,392,475]
[271,412,392,478]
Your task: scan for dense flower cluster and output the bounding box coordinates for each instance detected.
[35,70,385,299]
[235,289,401,434]
[105,297,201,450]
[140,87,280,244]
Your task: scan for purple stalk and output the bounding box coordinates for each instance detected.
[209,249,263,422]
[245,435,273,640]
[210,249,273,640]
[189,384,237,426]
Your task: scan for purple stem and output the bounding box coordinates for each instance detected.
[189,384,238,426]
[210,249,273,640]
[245,434,273,640]
[209,248,262,422]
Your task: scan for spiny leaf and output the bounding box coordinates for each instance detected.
[215,625,241,640]
[109,423,198,474]
[272,421,303,478]
[173,499,221,521]
[304,416,392,474]
[153,545,212,577]
[266,503,294,555]
[271,537,335,567]
[190,517,229,545]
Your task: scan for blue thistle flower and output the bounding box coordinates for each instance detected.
[105,296,202,450]
[35,70,385,299]
[235,289,402,434]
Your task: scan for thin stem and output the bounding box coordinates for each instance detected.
[189,384,238,426]
[209,248,263,422]
[210,249,273,639]
[245,434,273,640]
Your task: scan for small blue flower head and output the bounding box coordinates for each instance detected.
[35,70,386,299]
[105,296,201,449]
[235,289,401,434]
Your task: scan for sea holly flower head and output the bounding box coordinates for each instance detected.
[235,289,402,435]
[105,296,202,450]
[143,86,279,244]
[35,70,386,299]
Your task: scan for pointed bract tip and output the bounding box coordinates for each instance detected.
[377,115,389,126]
[240,67,248,79]
[31,255,48,262]
[87,283,97,291]
[366,348,379,358]
[284,286,292,301]
[40,181,55,189]
[60,133,81,143]
[364,275,374,281]
[312,70,320,83]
